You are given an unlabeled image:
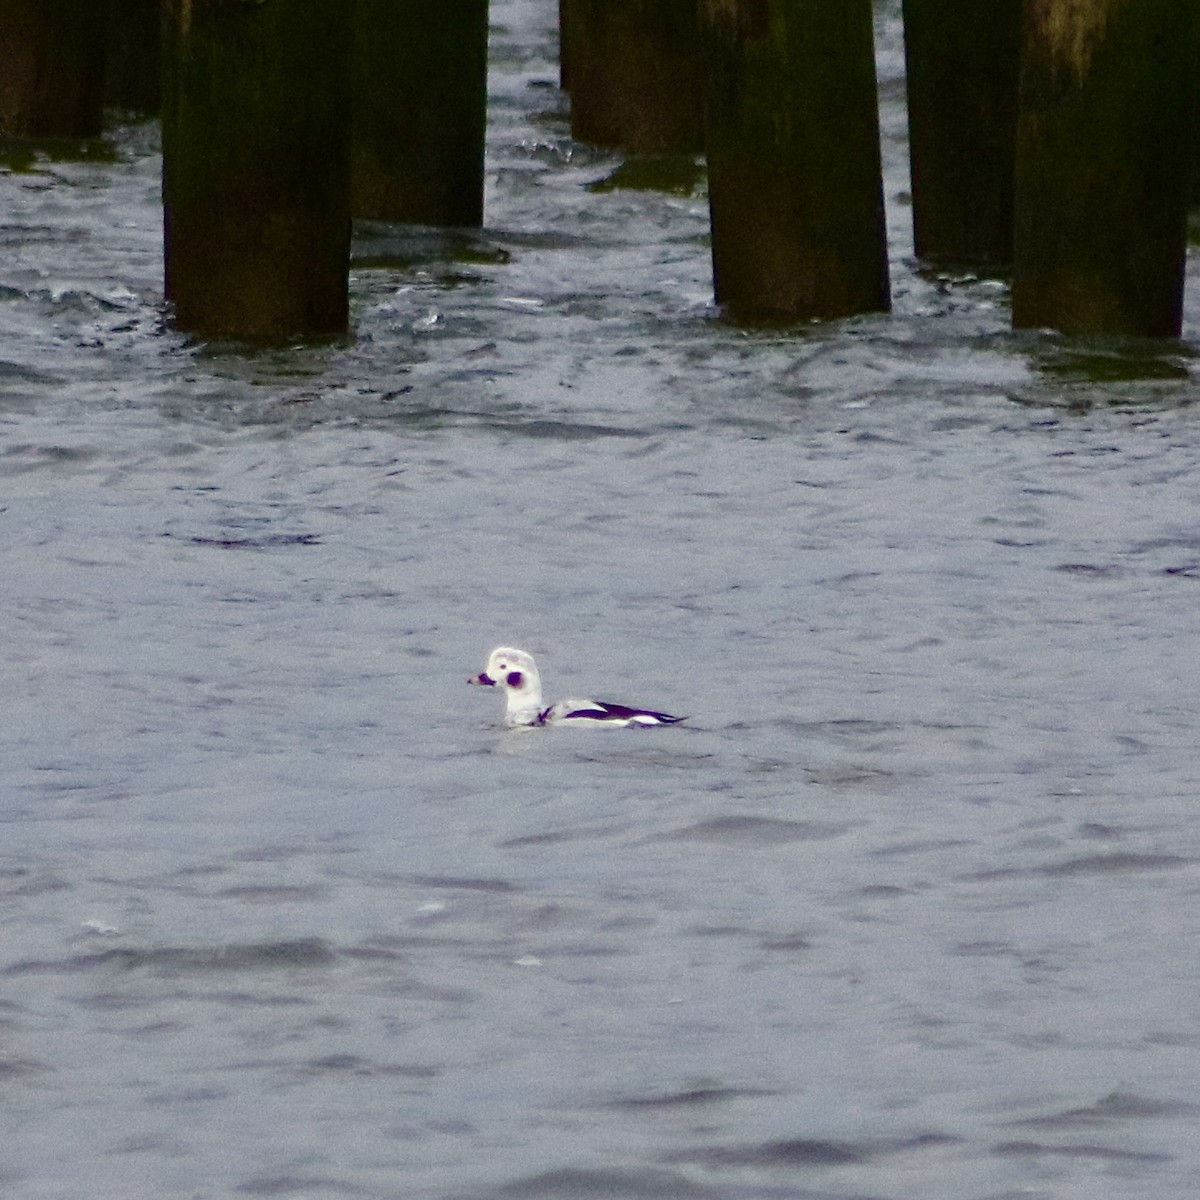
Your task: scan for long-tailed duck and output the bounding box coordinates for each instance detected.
[469,646,685,729]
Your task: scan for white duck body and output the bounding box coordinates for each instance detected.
[469,646,685,729]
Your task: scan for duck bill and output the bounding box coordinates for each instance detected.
[469,672,497,686]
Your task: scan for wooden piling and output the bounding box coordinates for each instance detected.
[902,0,1021,266]
[352,0,489,226]
[564,0,704,153]
[703,0,890,323]
[105,0,163,115]
[1012,0,1198,337]
[161,0,353,340]
[560,0,572,89]
[0,0,107,139]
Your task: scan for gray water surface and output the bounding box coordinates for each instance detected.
[4,3,1200,1198]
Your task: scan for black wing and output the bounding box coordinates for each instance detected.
[576,702,685,724]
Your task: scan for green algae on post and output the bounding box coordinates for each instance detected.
[903,0,1021,268]
[1012,0,1199,337]
[0,0,107,139]
[161,0,353,340]
[702,0,890,323]
[105,0,162,115]
[563,0,704,154]
[352,0,489,227]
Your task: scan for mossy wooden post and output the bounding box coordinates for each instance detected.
[0,0,107,138]
[566,0,703,153]
[162,0,353,339]
[1012,0,1198,336]
[902,0,1020,266]
[702,0,890,322]
[560,0,572,89]
[352,0,488,226]
[106,0,162,114]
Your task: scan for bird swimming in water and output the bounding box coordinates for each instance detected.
[469,646,685,729]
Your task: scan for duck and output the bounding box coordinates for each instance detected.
[469,646,685,729]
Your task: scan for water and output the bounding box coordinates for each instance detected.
[4,3,1200,1197]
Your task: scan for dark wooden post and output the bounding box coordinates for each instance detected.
[106,0,162,115]
[703,0,890,323]
[352,0,489,226]
[564,0,703,153]
[560,0,571,89]
[902,0,1021,266]
[0,0,107,138]
[161,0,353,340]
[1012,0,1198,337]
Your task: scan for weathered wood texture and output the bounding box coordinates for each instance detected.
[352,0,489,226]
[162,0,353,339]
[0,0,107,138]
[1013,0,1198,336]
[703,0,890,322]
[903,0,1021,266]
[559,0,571,88]
[563,0,703,153]
[106,0,162,114]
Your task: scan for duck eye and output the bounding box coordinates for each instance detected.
[506,671,523,688]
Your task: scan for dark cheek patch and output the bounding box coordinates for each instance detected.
[506,671,524,689]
